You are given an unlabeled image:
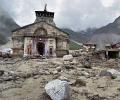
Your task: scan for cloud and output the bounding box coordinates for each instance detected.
[0,0,120,31]
[101,0,114,7]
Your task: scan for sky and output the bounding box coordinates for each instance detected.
[0,0,120,31]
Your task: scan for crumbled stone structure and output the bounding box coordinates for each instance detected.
[96,42,120,60]
[83,43,96,52]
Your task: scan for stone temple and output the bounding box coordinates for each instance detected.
[12,6,69,57]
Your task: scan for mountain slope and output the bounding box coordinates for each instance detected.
[94,16,120,34]
[89,16,120,49]
[0,6,19,44]
[62,16,120,50]
[62,28,94,43]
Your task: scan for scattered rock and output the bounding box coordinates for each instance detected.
[81,71,89,76]
[87,94,107,100]
[56,66,62,72]
[1,57,120,100]
[71,78,86,87]
[0,70,4,76]
[81,89,89,97]
[69,79,76,85]
[99,70,117,79]
[97,77,110,89]
[33,75,40,79]
[83,59,91,69]
[107,69,120,76]
[8,71,15,75]
[39,70,50,75]
[52,70,58,75]
[52,74,61,79]
[63,61,70,65]
[45,79,70,100]
[70,59,78,65]
[59,76,68,81]
[100,70,112,77]
[64,65,74,70]
[63,55,73,61]
[42,92,52,100]
[78,63,83,67]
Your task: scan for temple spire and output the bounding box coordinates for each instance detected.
[35,3,55,25]
[44,4,47,11]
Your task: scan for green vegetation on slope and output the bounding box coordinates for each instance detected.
[69,40,81,50]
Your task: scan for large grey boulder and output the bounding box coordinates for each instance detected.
[45,79,70,100]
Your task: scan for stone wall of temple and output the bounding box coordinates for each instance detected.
[12,22,69,57]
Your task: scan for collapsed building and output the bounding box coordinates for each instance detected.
[12,6,69,57]
[105,42,120,59]
[83,43,96,53]
[95,42,120,59]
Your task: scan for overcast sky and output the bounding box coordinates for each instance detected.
[0,0,120,31]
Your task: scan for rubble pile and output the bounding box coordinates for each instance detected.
[0,56,120,100]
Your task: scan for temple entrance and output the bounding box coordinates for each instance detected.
[37,42,45,55]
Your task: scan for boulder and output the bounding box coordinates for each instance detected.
[70,59,78,65]
[81,89,89,96]
[59,76,68,81]
[107,69,120,76]
[0,70,4,76]
[33,75,40,79]
[52,70,58,75]
[78,63,83,67]
[72,78,86,87]
[63,55,73,61]
[45,79,70,100]
[64,65,74,70]
[56,67,62,72]
[81,71,89,77]
[83,59,91,69]
[99,70,117,79]
[63,61,70,65]
[88,94,107,100]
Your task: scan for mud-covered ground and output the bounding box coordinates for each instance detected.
[0,57,120,100]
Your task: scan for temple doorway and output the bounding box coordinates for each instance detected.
[37,42,45,55]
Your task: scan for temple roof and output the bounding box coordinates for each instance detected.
[12,21,69,35]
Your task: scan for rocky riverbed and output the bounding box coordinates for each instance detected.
[0,56,120,100]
